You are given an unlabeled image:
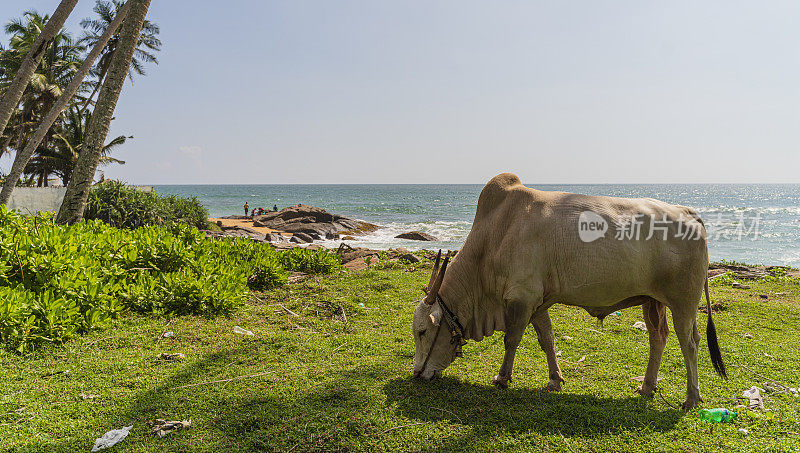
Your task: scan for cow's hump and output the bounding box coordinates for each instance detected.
[475,173,522,219]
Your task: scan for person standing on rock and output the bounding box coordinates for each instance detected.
[244,202,249,216]
[273,204,278,212]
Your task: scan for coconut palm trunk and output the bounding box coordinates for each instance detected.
[0,0,79,138]
[0,1,132,206]
[56,0,151,224]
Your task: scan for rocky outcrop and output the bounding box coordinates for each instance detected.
[253,205,378,238]
[395,231,438,241]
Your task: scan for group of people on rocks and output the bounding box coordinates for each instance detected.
[244,202,278,217]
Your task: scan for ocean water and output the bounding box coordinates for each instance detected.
[154,184,800,267]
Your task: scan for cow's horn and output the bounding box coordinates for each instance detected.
[424,256,449,305]
[424,250,441,294]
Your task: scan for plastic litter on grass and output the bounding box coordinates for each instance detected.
[91,426,132,451]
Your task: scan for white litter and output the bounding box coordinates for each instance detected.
[632,321,647,331]
[91,426,132,451]
[162,331,174,338]
[562,336,573,341]
[738,428,749,435]
[742,386,765,410]
[233,326,254,336]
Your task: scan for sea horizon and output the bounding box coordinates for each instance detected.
[149,182,800,186]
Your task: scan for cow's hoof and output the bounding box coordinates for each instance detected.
[492,375,512,389]
[636,385,656,397]
[546,379,562,392]
[681,398,702,411]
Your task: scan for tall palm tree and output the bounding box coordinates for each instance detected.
[26,107,127,186]
[0,11,83,158]
[0,0,79,143]
[78,0,160,113]
[57,0,152,224]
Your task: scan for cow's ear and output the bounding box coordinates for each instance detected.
[429,303,442,326]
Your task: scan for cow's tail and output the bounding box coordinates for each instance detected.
[705,276,727,378]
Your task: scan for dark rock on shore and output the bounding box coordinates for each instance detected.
[290,232,315,244]
[201,226,265,242]
[264,233,288,243]
[395,231,438,241]
[398,253,420,263]
[336,243,379,264]
[253,205,379,238]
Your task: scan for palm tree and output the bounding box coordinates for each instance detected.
[26,107,127,186]
[78,0,160,113]
[0,11,83,158]
[57,0,152,224]
[0,0,79,143]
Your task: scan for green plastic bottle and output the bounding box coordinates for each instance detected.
[698,408,737,423]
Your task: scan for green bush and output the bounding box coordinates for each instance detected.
[247,264,286,291]
[0,207,340,352]
[84,181,208,229]
[280,247,342,274]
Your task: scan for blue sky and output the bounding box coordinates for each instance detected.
[1,1,799,184]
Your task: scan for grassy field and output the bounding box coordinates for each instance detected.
[1,259,799,452]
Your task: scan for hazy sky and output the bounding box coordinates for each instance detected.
[1,1,799,184]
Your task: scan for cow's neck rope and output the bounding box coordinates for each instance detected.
[420,295,466,373]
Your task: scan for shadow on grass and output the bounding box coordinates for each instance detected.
[14,342,399,452]
[10,347,682,452]
[13,347,271,452]
[383,376,682,437]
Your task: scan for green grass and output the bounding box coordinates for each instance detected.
[1,261,799,452]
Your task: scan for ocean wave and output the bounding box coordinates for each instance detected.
[696,206,800,216]
[313,220,472,251]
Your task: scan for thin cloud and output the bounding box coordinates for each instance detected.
[179,145,203,157]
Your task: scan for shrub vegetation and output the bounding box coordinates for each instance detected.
[83,181,209,229]
[0,207,340,352]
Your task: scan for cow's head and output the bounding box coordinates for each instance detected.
[412,251,460,380]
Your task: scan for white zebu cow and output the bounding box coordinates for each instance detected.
[412,173,725,410]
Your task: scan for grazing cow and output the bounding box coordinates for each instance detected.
[412,173,725,410]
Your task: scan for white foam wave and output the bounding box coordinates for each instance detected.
[696,206,800,216]
[314,220,473,251]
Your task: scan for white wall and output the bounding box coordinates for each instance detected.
[6,186,154,215]
[7,187,66,214]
